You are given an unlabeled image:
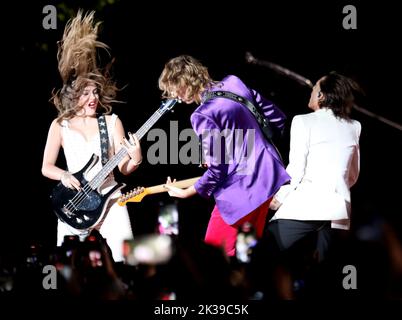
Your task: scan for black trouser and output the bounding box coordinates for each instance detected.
[266,219,333,263]
[249,219,339,298]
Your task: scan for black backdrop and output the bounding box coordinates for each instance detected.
[2,0,401,265]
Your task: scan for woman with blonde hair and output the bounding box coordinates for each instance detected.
[42,10,141,262]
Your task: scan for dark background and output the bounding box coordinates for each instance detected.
[1,0,401,266]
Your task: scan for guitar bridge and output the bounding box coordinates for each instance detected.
[62,206,75,218]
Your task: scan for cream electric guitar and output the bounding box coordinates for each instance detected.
[118,177,201,206]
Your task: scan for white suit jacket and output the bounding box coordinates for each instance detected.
[271,108,361,230]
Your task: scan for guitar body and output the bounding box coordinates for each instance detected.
[50,154,125,230]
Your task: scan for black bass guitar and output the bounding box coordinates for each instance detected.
[50,98,179,230]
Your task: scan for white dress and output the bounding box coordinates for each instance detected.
[57,113,133,262]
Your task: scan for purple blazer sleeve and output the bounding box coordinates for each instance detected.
[251,89,286,134]
[190,112,229,199]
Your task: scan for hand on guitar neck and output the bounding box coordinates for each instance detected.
[162,176,197,199]
[118,176,201,206]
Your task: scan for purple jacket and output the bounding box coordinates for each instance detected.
[192,75,290,225]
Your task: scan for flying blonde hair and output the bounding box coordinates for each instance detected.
[52,10,119,122]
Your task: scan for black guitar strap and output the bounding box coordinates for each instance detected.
[203,91,274,140]
[97,114,109,166]
[202,90,283,162]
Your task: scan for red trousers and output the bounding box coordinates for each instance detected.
[204,198,272,256]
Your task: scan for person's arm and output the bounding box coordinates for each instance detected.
[251,89,287,134]
[114,117,142,175]
[274,115,309,204]
[41,119,80,190]
[163,177,197,198]
[190,112,229,199]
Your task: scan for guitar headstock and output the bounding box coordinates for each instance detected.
[158,98,180,113]
[118,187,147,206]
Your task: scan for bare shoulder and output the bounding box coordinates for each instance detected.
[49,118,63,131]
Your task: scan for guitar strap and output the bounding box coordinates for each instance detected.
[97,114,109,166]
[202,90,283,162]
[203,91,274,140]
